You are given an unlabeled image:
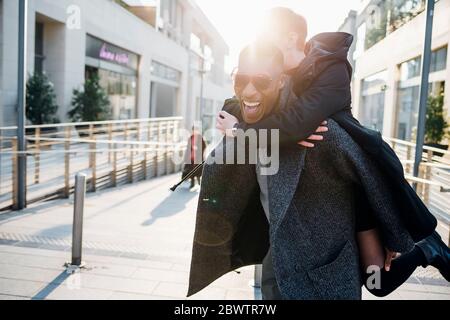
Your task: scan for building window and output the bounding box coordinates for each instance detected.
[359,70,387,132]
[400,56,421,81]
[395,82,445,141]
[151,61,181,83]
[430,46,447,73]
[400,46,447,81]
[396,48,447,141]
[150,60,181,118]
[35,22,45,74]
[150,82,178,118]
[396,85,420,141]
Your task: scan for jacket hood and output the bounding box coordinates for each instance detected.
[292,32,353,95]
[305,32,354,58]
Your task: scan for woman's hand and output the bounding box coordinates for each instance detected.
[298,121,328,148]
[216,111,239,137]
[384,248,400,271]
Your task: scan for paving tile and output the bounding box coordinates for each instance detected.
[59,272,159,295]
[0,252,67,270]
[225,289,259,300]
[0,263,64,283]
[108,291,177,300]
[131,268,189,284]
[188,285,228,300]
[83,263,138,278]
[32,283,113,300]
[0,278,45,297]
[83,253,174,270]
[152,282,188,299]
[423,284,450,295]
[0,294,30,300]
[0,245,68,258]
[171,263,190,272]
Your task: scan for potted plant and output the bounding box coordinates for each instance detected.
[68,73,111,137]
[26,72,60,140]
[424,93,449,157]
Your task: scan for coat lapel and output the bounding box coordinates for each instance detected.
[265,78,307,233]
[267,146,307,233]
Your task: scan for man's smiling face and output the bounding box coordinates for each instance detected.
[234,45,285,124]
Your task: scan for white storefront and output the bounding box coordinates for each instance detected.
[0,0,232,131]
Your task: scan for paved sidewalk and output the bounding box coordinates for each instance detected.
[0,174,448,300]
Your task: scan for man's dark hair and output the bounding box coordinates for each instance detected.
[268,7,308,50]
[239,41,284,70]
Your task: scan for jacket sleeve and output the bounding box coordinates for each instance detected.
[325,121,415,253]
[237,62,352,144]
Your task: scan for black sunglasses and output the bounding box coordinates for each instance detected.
[233,73,273,92]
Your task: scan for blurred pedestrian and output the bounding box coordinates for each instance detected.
[182,126,206,189]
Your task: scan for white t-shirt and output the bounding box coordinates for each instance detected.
[256,161,270,222]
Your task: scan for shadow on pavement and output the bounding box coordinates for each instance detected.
[142,184,198,226]
[31,271,71,300]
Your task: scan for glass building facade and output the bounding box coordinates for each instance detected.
[395,46,447,141]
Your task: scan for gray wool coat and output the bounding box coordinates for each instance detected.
[187,89,415,300]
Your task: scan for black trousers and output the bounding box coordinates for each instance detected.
[261,248,283,300]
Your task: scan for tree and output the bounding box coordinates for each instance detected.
[26,72,59,125]
[425,94,449,144]
[68,74,111,122]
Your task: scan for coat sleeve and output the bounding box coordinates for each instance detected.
[237,62,352,144]
[325,121,415,253]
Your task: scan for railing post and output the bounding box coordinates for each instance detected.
[424,150,433,206]
[124,122,129,160]
[406,145,412,174]
[136,122,141,156]
[71,173,86,267]
[141,158,147,180]
[12,138,18,210]
[90,138,96,192]
[64,127,71,198]
[88,124,94,168]
[128,144,134,183]
[34,127,40,184]
[144,121,152,178]
[156,122,162,177]
[108,123,113,163]
[165,122,169,175]
[89,123,94,139]
[112,143,117,187]
[418,163,425,199]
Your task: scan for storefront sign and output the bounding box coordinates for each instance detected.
[99,44,130,65]
[86,35,139,70]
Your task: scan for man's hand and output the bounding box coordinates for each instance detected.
[216,111,239,137]
[384,248,400,272]
[298,121,328,148]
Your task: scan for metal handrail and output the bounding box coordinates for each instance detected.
[384,136,450,156]
[1,117,185,211]
[0,117,183,130]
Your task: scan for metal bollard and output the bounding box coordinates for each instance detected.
[71,173,86,267]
